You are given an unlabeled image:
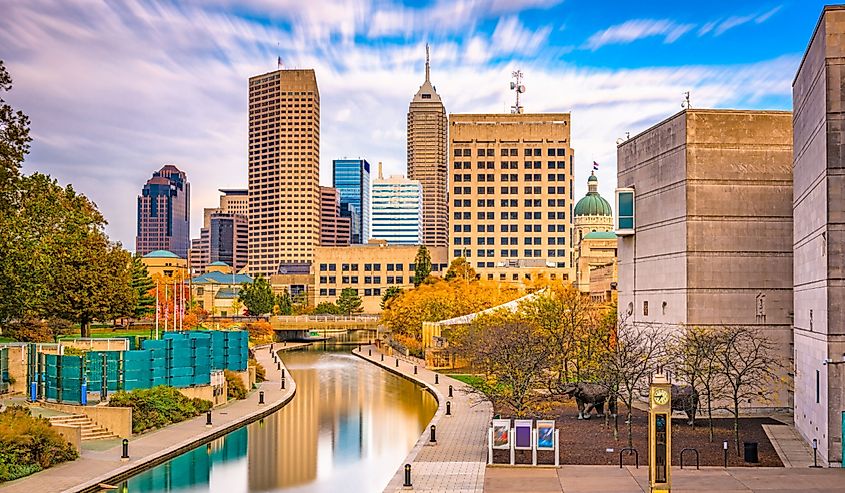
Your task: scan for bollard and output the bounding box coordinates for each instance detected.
[121,438,129,461]
[446,401,451,416]
[206,411,213,428]
[281,368,285,379]
[281,377,286,390]
[259,391,265,405]
[403,464,412,488]
[435,373,439,384]
[414,365,418,375]
[368,349,372,356]
[277,361,281,371]
[381,354,384,362]
[396,358,399,368]
[723,441,728,468]
[430,424,436,443]
[448,385,453,397]
[811,439,822,468]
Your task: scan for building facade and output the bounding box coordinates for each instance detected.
[136,165,190,258]
[141,250,189,279]
[407,45,448,248]
[371,169,422,245]
[573,172,615,292]
[448,113,574,285]
[793,5,845,466]
[319,186,351,247]
[332,158,370,244]
[248,69,321,275]
[191,189,248,274]
[616,108,793,407]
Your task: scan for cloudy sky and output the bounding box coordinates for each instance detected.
[0,0,828,249]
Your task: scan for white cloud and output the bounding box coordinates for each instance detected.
[706,5,783,37]
[585,19,694,50]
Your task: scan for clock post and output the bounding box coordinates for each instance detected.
[649,374,672,493]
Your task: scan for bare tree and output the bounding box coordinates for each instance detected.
[673,326,728,439]
[713,326,780,455]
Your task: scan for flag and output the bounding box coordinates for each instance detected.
[277,56,283,69]
[592,161,599,171]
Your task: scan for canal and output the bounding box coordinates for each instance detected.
[120,348,437,492]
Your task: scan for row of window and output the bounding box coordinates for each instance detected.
[454,249,568,258]
[454,173,569,182]
[451,199,568,215]
[453,148,567,157]
[453,236,566,246]
[319,288,383,297]
[318,276,406,285]
[452,160,570,170]
[319,263,411,272]
[453,224,568,233]
[453,186,568,195]
[453,211,568,221]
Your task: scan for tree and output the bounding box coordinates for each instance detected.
[413,245,431,287]
[229,298,244,317]
[673,327,727,438]
[380,286,403,310]
[131,255,155,318]
[274,291,292,315]
[314,301,342,315]
[238,276,273,316]
[444,257,476,282]
[0,60,31,187]
[714,326,780,455]
[336,288,363,315]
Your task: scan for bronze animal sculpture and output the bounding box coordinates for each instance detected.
[561,382,616,419]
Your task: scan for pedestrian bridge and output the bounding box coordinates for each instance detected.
[270,315,381,343]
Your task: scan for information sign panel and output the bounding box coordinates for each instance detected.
[492,419,511,449]
[514,419,533,450]
[537,420,555,449]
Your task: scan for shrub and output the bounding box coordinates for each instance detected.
[0,406,77,482]
[225,370,247,400]
[249,358,266,383]
[108,386,213,434]
[244,321,274,344]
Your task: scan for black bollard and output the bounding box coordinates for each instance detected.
[281,377,286,390]
[358,343,361,352]
[446,401,451,416]
[206,411,212,427]
[414,365,418,375]
[448,385,453,397]
[121,438,129,461]
[281,368,285,379]
[395,358,399,367]
[811,439,822,468]
[435,373,439,384]
[381,354,384,362]
[277,361,281,371]
[259,391,265,404]
[723,441,728,468]
[368,349,372,356]
[430,424,436,443]
[403,464,412,487]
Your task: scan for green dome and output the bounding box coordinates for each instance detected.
[143,250,180,259]
[575,173,612,217]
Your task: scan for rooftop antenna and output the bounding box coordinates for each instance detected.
[277,42,283,70]
[681,91,691,109]
[425,43,430,82]
[509,70,525,114]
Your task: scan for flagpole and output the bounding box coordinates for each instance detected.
[155,281,160,340]
[165,284,169,333]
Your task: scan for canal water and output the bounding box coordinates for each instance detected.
[120,349,437,492]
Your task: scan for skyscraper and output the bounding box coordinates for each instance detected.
[371,163,422,245]
[248,69,321,275]
[136,164,190,258]
[332,159,370,244]
[407,45,448,248]
[319,186,351,247]
[190,189,248,274]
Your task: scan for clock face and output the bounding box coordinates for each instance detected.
[653,388,670,406]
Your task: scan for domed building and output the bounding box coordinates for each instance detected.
[573,173,617,298]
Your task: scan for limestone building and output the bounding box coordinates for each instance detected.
[449,113,574,285]
[793,5,845,466]
[407,45,448,248]
[616,108,793,408]
[573,172,615,293]
[319,186,351,247]
[248,69,321,275]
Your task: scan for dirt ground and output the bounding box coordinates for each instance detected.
[491,399,784,467]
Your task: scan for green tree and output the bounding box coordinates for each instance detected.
[131,255,155,318]
[336,288,363,315]
[380,286,403,310]
[444,257,476,282]
[238,276,273,315]
[314,301,342,315]
[0,60,31,187]
[275,291,293,315]
[413,245,432,287]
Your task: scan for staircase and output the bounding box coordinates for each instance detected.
[48,414,117,441]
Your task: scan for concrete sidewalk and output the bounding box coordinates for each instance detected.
[1,343,297,493]
[353,345,494,493]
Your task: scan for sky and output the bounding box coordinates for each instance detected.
[0,0,831,249]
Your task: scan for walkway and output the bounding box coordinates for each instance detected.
[353,345,493,493]
[763,423,822,467]
[1,343,296,493]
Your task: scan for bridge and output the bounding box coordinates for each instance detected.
[270,315,382,343]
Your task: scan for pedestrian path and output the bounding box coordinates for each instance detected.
[1,343,296,493]
[353,345,493,493]
[763,423,823,467]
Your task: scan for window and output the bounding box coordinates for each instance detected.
[462,149,471,156]
[616,188,635,234]
[643,301,649,316]
[817,370,820,403]
[365,288,372,296]
[319,263,327,271]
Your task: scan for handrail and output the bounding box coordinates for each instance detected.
[680,448,699,470]
[619,447,638,469]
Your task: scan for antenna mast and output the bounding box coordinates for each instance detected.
[425,43,430,82]
[509,70,525,114]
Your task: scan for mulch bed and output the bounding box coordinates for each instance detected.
[491,399,783,467]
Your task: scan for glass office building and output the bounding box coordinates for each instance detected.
[332,159,370,244]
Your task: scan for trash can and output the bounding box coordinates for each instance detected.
[743,442,759,463]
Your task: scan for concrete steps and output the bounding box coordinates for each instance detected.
[48,414,117,441]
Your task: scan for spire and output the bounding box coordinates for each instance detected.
[378,161,384,180]
[425,43,430,82]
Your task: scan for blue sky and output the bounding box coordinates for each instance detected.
[0,0,830,248]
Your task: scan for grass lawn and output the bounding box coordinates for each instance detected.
[447,374,487,389]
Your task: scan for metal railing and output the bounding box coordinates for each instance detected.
[619,447,639,469]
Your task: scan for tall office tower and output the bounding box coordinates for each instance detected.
[332,159,370,244]
[449,113,574,284]
[248,69,321,276]
[190,189,249,274]
[371,163,422,245]
[136,164,190,258]
[319,186,351,247]
[407,45,448,248]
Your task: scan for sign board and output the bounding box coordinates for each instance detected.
[492,419,511,449]
[514,419,533,450]
[536,420,555,449]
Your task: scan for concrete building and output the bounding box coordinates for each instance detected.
[313,242,448,313]
[407,45,448,248]
[332,158,370,244]
[319,186,351,247]
[136,165,190,258]
[573,172,615,293]
[141,249,188,279]
[270,263,315,306]
[371,165,422,245]
[448,113,574,285]
[792,5,845,465]
[248,69,321,275]
[190,268,253,317]
[616,108,793,408]
[191,189,248,274]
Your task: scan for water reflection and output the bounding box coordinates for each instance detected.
[121,349,436,493]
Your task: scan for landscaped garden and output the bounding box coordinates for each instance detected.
[0,406,78,482]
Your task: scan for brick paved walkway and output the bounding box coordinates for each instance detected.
[1,343,298,493]
[353,345,493,493]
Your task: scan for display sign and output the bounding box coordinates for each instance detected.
[492,419,511,449]
[536,420,555,449]
[514,419,533,450]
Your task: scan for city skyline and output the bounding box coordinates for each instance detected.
[0,0,830,248]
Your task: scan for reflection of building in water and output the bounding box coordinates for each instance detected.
[248,367,318,490]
